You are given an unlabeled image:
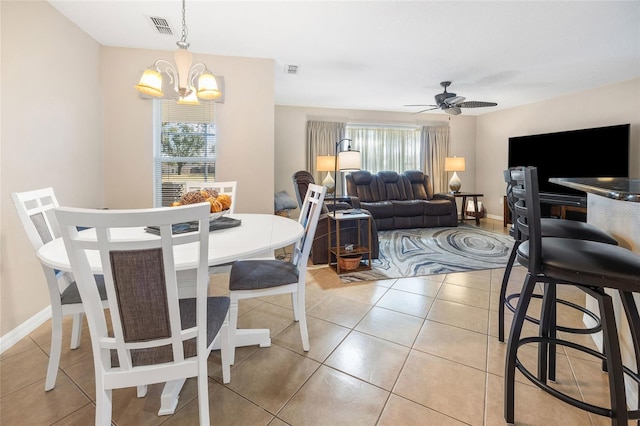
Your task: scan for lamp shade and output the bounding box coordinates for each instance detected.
[135,68,164,97]
[196,71,222,100]
[444,157,466,172]
[316,156,336,172]
[338,150,361,171]
[177,86,200,105]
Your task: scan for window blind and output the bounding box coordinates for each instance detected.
[153,100,217,207]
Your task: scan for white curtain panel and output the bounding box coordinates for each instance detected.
[347,126,421,174]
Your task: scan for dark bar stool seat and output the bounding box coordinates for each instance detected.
[504,166,640,425]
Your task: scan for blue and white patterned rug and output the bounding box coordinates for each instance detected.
[340,225,514,283]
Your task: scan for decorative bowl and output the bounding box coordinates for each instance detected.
[209,210,229,221]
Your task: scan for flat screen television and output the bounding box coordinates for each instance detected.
[508,124,630,207]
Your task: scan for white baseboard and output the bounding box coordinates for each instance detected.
[0,306,52,354]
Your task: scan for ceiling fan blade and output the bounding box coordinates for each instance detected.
[458,101,498,108]
[444,96,465,106]
[445,106,462,115]
[404,104,437,107]
[411,107,439,114]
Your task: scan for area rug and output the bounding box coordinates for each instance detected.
[339,225,514,283]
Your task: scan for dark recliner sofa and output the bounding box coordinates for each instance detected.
[293,171,379,265]
[345,170,458,231]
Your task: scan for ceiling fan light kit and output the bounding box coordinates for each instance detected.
[405,81,497,115]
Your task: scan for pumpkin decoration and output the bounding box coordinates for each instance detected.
[207,197,223,213]
[216,193,232,210]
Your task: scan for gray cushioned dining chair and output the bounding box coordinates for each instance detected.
[11,187,108,391]
[227,183,326,363]
[55,203,231,425]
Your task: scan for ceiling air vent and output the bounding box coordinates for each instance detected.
[285,64,301,75]
[149,16,173,35]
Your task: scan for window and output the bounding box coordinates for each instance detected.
[346,125,422,173]
[153,100,216,207]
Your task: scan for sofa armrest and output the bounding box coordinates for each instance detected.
[347,196,362,209]
[433,192,455,203]
[325,201,352,212]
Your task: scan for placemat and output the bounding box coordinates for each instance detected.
[145,216,241,235]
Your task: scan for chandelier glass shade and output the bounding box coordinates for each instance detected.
[134,0,221,102]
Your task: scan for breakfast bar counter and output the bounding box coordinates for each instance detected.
[549,177,640,203]
[548,177,640,252]
[550,177,640,407]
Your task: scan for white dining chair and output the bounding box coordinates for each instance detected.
[11,187,109,391]
[227,183,326,363]
[183,181,237,214]
[55,203,231,425]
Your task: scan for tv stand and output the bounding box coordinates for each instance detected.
[539,193,586,208]
[549,204,587,221]
[540,193,587,221]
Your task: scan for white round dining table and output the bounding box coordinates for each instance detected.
[36,213,303,416]
[37,213,303,273]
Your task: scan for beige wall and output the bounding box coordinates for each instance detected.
[476,78,640,218]
[1,1,104,335]
[1,1,275,339]
[102,48,275,213]
[274,106,477,202]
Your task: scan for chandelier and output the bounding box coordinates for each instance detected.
[134,0,221,104]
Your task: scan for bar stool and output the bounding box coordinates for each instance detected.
[498,167,619,343]
[504,166,640,425]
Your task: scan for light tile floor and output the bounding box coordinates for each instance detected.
[0,219,628,425]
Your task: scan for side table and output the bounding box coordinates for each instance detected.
[327,211,372,274]
[451,192,484,225]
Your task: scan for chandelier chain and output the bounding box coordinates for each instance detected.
[180,0,189,45]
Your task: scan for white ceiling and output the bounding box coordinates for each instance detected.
[49,0,640,116]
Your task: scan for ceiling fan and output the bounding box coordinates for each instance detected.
[405,81,498,115]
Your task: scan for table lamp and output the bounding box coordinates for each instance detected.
[445,156,465,193]
[316,155,336,194]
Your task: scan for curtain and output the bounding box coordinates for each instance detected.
[306,121,346,184]
[347,126,421,173]
[421,126,450,194]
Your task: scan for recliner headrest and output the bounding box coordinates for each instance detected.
[378,171,400,183]
[404,170,425,183]
[350,171,373,185]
